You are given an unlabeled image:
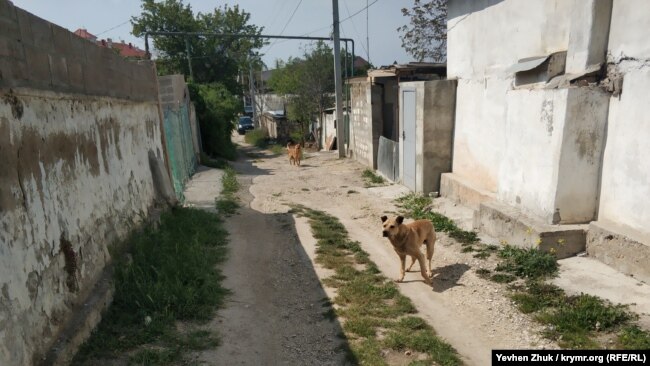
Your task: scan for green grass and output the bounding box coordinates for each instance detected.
[396,193,479,246]
[396,193,650,350]
[292,205,461,366]
[510,281,565,314]
[495,245,558,280]
[243,130,286,156]
[244,129,268,148]
[215,166,240,216]
[537,292,633,349]
[72,208,229,365]
[200,152,229,169]
[270,144,285,155]
[362,169,385,186]
[617,326,650,349]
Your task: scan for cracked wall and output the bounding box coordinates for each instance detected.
[0,1,164,365]
[597,0,650,237]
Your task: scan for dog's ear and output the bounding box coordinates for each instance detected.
[396,216,404,224]
[380,215,388,223]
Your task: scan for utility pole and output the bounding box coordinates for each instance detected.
[249,64,257,128]
[185,37,194,81]
[332,0,345,158]
[366,0,370,64]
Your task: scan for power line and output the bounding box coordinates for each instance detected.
[96,19,131,37]
[340,0,379,23]
[264,0,304,53]
[342,1,369,59]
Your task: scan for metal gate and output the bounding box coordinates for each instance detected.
[377,136,399,182]
[402,89,416,190]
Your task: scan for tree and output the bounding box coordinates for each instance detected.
[131,0,265,92]
[397,0,447,62]
[131,0,264,159]
[267,42,335,146]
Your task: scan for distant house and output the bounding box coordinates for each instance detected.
[73,28,147,59]
[354,56,370,70]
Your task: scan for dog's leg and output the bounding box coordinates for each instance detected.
[406,256,417,271]
[416,253,432,284]
[395,253,406,282]
[425,235,435,278]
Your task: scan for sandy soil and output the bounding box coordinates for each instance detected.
[201,135,559,366]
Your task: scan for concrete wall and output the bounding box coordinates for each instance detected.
[498,88,608,224]
[398,80,457,194]
[0,2,165,364]
[583,0,650,284]
[447,0,573,192]
[349,80,382,168]
[596,0,650,237]
[257,93,286,112]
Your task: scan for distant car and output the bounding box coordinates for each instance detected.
[237,116,254,135]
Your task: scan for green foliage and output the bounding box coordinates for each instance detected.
[132,0,264,90]
[538,294,633,349]
[215,166,240,216]
[510,281,565,314]
[396,193,480,246]
[73,208,229,364]
[201,152,229,169]
[618,326,650,349]
[244,129,269,148]
[268,41,335,141]
[496,245,558,280]
[362,169,385,185]
[398,0,447,62]
[189,82,240,160]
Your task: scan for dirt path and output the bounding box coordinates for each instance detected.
[199,135,561,365]
[196,142,349,365]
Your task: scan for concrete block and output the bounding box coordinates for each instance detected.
[566,0,613,73]
[514,52,567,86]
[474,200,587,259]
[587,220,650,284]
[440,172,495,210]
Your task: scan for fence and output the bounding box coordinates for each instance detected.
[162,104,198,200]
[377,136,399,182]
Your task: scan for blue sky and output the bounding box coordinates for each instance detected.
[12,0,414,68]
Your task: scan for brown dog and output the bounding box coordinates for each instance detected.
[381,215,436,284]
[287,142,301,166]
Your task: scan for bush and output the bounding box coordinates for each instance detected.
[244,129,269,148]
[188,82,240,160]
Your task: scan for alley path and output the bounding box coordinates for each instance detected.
[195,134,559,366]
[193,141,349,365]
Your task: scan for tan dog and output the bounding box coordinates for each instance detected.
[287,142,301,166]
[381,215,436,284]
